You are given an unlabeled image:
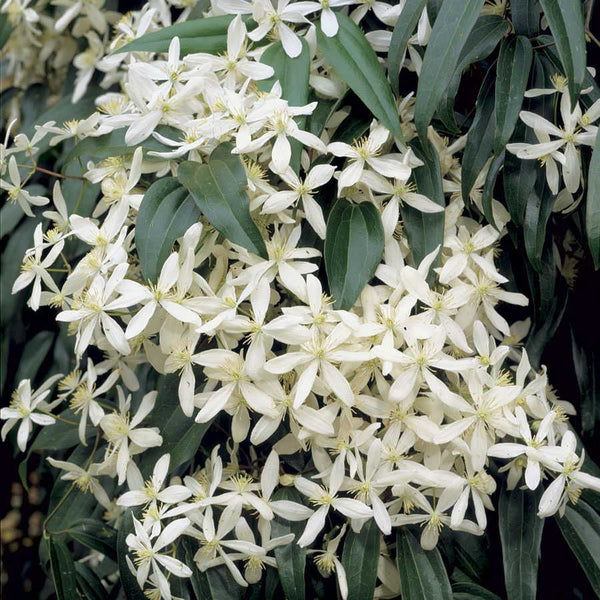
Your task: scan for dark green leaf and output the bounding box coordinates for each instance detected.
[498,485,544,600]
[494,36,533,155]
[271,488,307,600]
[511,0,541,36]
[0,12,13,49]
[258,39,310,173]
[426,0,444,24]
[139,374,212,476]
[587,129,600,269]
[462,70,495,203]
[437,15,510,133]
[523,183,554,273]
[556,500,600,596]
[75,562,109,600]
[0,202,24,239]
[49,536,79,600]
[115,15,235,55]
[453,582,501,600]
[183,537,245,600]
[396,527,453,600]
[481,151,504,228]
[538,0,586,106]
[178,144,267,258]
[414,0,485,138]
[342,518,380,600]
[316,13,404,141]
[135,177,201,282]
[502,123,538,226]
[388,0,427,95]
[324,199,384,310]
[69,519,117,562]
[117,510,147,600]
[32,408,94,451]
[403,138,445,273]
[571,330,599,435]
[15,331,54,383]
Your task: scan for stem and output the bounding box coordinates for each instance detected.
[16,164,86,181]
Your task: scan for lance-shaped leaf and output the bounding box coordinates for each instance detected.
[388,0,427,95]
[342,518,380,600]
[258,39,310,173]
[69,519,117,562]
[494,36,533,155]
[114,15,235,56]
[498,485,544,600]
[437,14,510,133]
[49,536,79,600]
[414,0,485,138]
[396,527,452,600]
[538,0,586,106]
[138,375,212,477]
[135,177,201,282]
[75,563,108,600]
[481,151,505,229]
[511,0,541,36]
[325,199,384,310]
[453,582,502,600]
[178,144,267,259]
[462,70,495,203]
[523,178,554,273]
[587,129,600,269]
[402,137,445,274]
[271,488,307,600]
[556,500,600,596]
[316,12,403,141]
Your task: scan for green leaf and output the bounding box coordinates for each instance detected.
[316,12,404,141]
[437,14,510,133]
[502,123,538,226]
[481,151,504,228]
[538,0,586,106]
[139,374,212,476]
[258,39,310,173]
[0,12,13,50]
[461,70,495,203]
[15,331,54,383]
[61,125,179,167]
[402,138,445,273]
[178,144,267,259]
[49,536,79,600]
[117,510,147,600]
[523,182,554,273]
[183,538,245,600]
[341,518,380,600]
[388,0,427,95]
[587,129,600,269]
[271,488,307,600]
[324,199,384,310]
[69,519,117,562]
[115,15,235,55]
[75,563,109,600]
[511,0,541,36]
[135,177,201,282]
[452,582,501,600]
[414,0,485,138]
[556,500,600,596]
[396,527,453,600]
[498,485,544,600]
[494,36,533,155]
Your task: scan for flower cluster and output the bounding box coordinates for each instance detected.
[2,1,599,599]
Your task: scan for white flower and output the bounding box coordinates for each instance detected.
[100,389,162,484]
[1,156,49,216]
[1,376,61,451]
